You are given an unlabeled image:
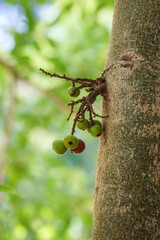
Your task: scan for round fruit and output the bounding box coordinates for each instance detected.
[64,135,78,149]
[72,139,85,154]
[68,86,80,97]
[87,120,102,133]
[52,140,67,155]
[76,119,89,130]
[93,120,102,127]
[89,125,102,137]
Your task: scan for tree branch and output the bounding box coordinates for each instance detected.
[0,59,68,113]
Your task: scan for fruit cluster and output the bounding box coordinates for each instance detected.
[52,136,85,155]
[52,87,103,155]
[40,67,109,156]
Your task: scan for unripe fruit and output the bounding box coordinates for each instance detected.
[87,120,102,133]
[76,119,89,130]
[68,86,80,97]
[93,120,102,127]
[72,139,85,154]
[89,125,102,137]
[64,135,78,149]
[52,140,67,155]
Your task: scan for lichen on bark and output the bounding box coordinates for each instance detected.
[92,0,160,239]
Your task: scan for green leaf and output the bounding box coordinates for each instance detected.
[0,184,17,195]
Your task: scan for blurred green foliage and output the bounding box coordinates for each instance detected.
[0,0,113,239]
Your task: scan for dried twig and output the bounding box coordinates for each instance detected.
[40,68,96,84]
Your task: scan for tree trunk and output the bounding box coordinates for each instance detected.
[92,1,160,239]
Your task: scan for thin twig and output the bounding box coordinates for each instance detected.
[88,104,94,125]
[40,68,96,83]
[71,101,86,135]
[67,104,74,121]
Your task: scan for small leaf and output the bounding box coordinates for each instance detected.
[0,184,17,195]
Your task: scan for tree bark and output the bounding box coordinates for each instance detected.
[92,1,160,239]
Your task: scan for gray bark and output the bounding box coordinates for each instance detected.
[92,0,160,239]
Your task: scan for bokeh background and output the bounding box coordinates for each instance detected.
[0,0,114,239]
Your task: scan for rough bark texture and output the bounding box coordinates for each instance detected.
[92,1,160,240]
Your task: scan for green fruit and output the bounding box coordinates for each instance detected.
[76,119,89,130]
[64,135,78,149]
[87,120,101,133]
[89,125,102,137]
[68,86,80,97]
[52,140,67,155]
[93,120,102,127]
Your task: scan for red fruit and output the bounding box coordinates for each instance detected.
[72,139,85,154]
